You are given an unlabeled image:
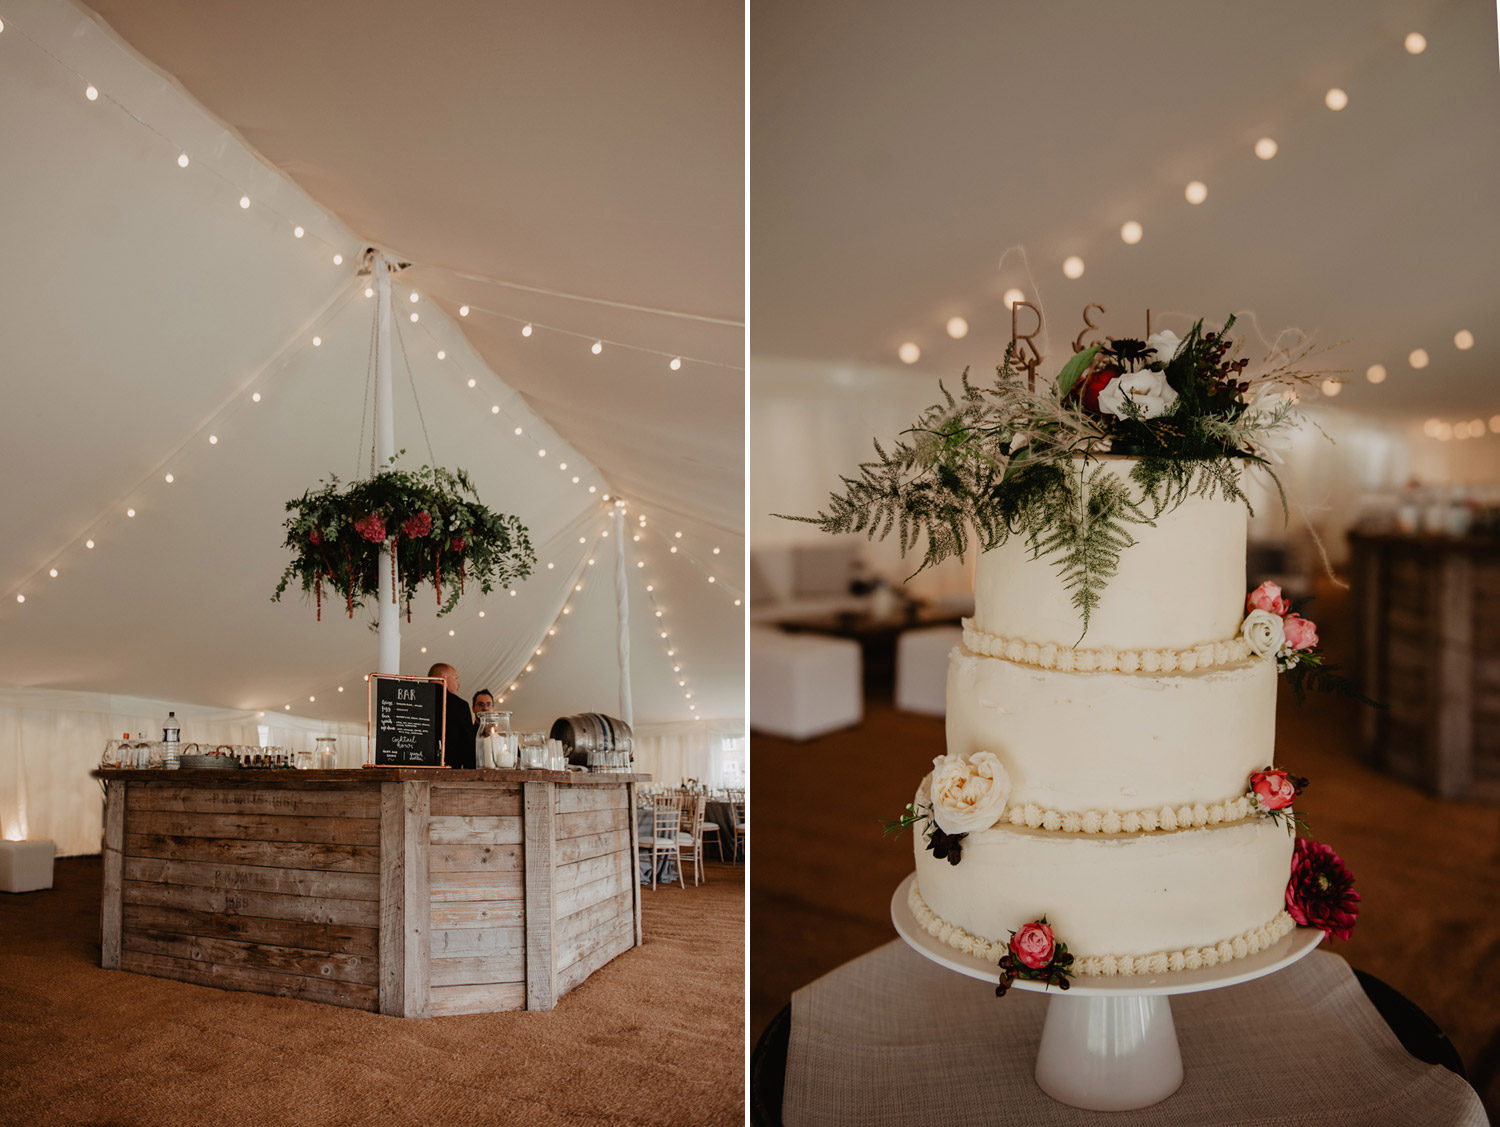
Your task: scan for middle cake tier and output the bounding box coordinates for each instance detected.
[947,645,1277,816]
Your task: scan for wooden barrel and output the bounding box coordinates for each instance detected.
[549,713,634,771]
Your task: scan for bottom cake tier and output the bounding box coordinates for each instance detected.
[911,802,1296,975]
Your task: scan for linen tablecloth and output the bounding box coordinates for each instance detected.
[784,939,1487,1126]
[705,800,737,861]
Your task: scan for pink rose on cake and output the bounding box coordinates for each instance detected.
[1010,921,1056,970]
[1282,613,1318,651]
[929,751,1011,835]
[1240,608,1286,658]
[1249,769,1297,811]
[1246,580,1289,616]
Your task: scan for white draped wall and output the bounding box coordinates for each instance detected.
[631,720,745,791]
[0,685,367,856]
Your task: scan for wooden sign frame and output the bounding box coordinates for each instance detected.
[366,673,449,769]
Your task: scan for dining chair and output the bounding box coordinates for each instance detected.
[638,793,685,890]
[698,796,724,862]
[676,792,710,886]
[732,799,746,863]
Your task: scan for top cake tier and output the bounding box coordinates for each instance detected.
[972,458,1247,652]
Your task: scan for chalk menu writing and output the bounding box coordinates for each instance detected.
[370,675,445,767]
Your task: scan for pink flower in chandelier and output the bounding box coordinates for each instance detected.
[354,513,387,543]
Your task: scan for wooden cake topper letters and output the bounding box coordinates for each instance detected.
[1010,302,1158,389]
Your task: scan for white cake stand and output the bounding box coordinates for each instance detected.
[891,872,1322,1111]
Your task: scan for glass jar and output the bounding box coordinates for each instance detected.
[476,711,515,769]
[518,731,549,770]
[315,737,338,769]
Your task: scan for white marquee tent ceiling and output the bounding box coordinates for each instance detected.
[0,0,744,730]
[753,0,1499,425]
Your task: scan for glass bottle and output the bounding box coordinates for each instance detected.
[476,710,515,769]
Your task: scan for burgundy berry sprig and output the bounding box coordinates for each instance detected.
[881,801,968,866]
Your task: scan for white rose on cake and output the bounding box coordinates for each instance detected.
[1241,609,1286,658]
[1096,369,1179,420]
[929,751,1011,834]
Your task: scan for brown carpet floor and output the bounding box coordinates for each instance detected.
[0,857,744,1126]
[751,588,1500,1119]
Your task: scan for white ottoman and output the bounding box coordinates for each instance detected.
[751,628,862,741]
[0,839,56,893]
[895,625,964,716]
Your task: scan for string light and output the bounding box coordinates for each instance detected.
[670,357,682,371]
[946,316,968,339]
[294,226,305,238]
[1409,349,1430,369]
[1325,88,1348,111]
[86,540,94,549]
[591,340,603,355]
[1404,31,1426,54]
[459,305,470,317]
[333,254,343,265]
[468,378,476,387]
[521,322,532,336]
[437,350,446,360]
[1120,221,1143,244]
[898,342,920,365]
[1455,330,1475,350]
[1254,137,1278,160]
[1366,365,1387,384]
[85,84,98,101]
[312,336,322,347]
[1062,256,1085,279]
[239,196,251,209]
[1185,181,1208,204]
[1002,289,1025,309]
[49,569,57,578]
[252,392,261,402]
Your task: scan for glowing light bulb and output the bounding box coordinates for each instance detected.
[85,85,98,101]
[712,547,721,555]
[646,585,654,592]
[284,705,291,711]
[1002,288,1025,309]
[514,427,523,435]
[591,340,603,355]
[460,305,470,317]
[409,292,419,303]
[437,350,446,360]
[1366,364,1387,384]
[338,686,344,693]
[293,226,305,238]
[178,153,190,168]
[1490,416,1500,434]
[509,589,517,597]
[525,664,533,672]
[1120,221,1143,245]
[898,342,920,364]
[1455,330,1474,350]
[86,540,95,549]
[164,473,174,483]
[537,449,546,457]
[420,646,427,654]
[209,435,218,444]
[49,568,57,578]
[448,629,455,637]
[1409,349,1430,369]
[548,628,556,636]
[521,323,532,336]
[1185,180,1208,204]
[239,196,251,209]
[1320,380,1342,397]
[559,462,567,470]
[1405,31,1426,54]
[562,607,571,614]
[252,392,261,402]
[126,508,136,518]
[468,378,476,388]
[309,696,315,703]
[669,357,682,371]
[1325,88,1348,111]
[734,599,742,606]
[547,562,555,569]
[1062,256,1085,280]
[364,287,374,298]
[946,316,969,339]
[312,336,322,347]
[588,486,597,494]
[637,561,645,568]
[572,476,580,484]
[579,537,587,544]
[333,254,343,265]
[492,406,500,414]
[1254,138,1278,160]
[478,611,485,618]
[409,312,418,323]
[15,595,22,604]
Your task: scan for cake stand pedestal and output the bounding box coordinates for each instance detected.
[891,873,1322,1112]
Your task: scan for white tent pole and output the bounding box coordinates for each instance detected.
[613,506,632,727]
[373,251,400,676]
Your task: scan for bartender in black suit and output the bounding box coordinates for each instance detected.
[428,662,478,769]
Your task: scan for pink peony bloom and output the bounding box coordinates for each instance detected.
[1250,769,1297,811]
[1282,614,1319,651]
[1246,581,1288,616]
[1286,838,1359,941]
[354,514,387,543]
[402,511,433,539]
[1010,921,1056,970]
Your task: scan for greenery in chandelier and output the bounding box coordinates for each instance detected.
[273,454,535,620]
[781,315,1334,634]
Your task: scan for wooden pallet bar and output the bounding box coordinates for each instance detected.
[93,767,647,1016]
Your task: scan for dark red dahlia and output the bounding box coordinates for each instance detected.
[402,511,433,539]
[450,537,466,553]
[1286,837,1359,940]
[308,527,323,545]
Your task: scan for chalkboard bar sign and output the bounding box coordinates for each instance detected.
[367,674,448,768]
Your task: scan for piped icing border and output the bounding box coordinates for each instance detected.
[907,879,1296,976]
[916,777,1260,836]
[961,618,1253,675]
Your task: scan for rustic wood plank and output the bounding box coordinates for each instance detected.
[428,870,525,901]
[427,815,524,846]
[523,780,556,1012]
[428,900,525,929]
[122,929,376,985]
[119,949,378,1011]
[125,833,380,873]
[554,867,631,920]
[556,890,633,947]
[554,852,623,893]
[555,808,628,840]
[554,829,629,867]
[430,926,526,959]
[402,780,431,1019]
[379,782,405,1017]
[126,786,378,819]
[101,780,126,970]
[559,911,634,974]
[127,810,379,846]
[556,786,628,814]
[427,982,526,1017]
[123,857,378,902]
[123,903,377,955]
[429,786,523,818]
[429,952,526,988]
[123,880,379,927]
[555,919,634,997]
[627,781,642,947]
[428,843,523,873]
